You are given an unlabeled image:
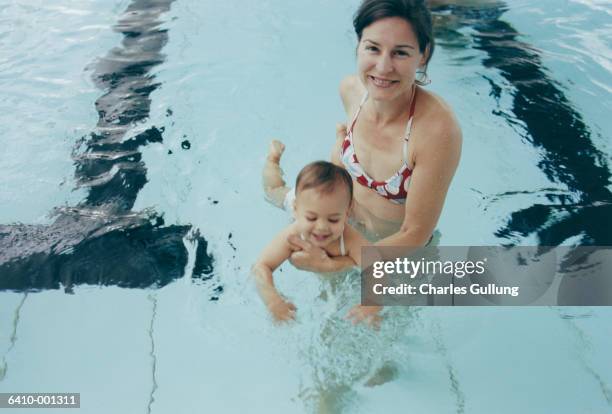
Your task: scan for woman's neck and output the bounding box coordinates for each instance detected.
[366,85,416,126]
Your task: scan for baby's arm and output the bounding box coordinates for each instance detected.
[343,224,367,267]
[252,226,297,322]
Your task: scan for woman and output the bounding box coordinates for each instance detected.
[289,0,462,275]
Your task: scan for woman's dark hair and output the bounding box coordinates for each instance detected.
[353,0,434,80]
[296,161,353,203]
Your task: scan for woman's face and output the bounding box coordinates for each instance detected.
[357,17,426,101]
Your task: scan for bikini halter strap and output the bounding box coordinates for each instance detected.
[348,92,369,133]
[403,86,418,162]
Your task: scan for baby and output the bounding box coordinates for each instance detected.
[253,141,381,325]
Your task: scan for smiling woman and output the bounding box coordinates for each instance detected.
[287,0,462,268]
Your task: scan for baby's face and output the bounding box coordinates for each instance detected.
[294,187,351,248]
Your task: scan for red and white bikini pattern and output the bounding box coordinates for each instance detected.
[340,132,412,205]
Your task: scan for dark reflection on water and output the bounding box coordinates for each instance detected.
[0,0,218,294]
[1,223,208,292]
[430,1,612,245]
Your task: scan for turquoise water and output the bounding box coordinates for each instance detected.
[1,0,611,413]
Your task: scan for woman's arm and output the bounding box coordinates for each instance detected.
[288,234,357,273]
[330,123,347,167]
[376,111,462,247]
[343,224,384,329]
[343,112,461,330]
[291,223,364,272]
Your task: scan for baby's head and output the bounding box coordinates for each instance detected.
[293,161,353,248]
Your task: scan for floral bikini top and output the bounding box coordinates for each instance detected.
[340,89,417,205]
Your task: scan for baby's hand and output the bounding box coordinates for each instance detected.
[267,140,285,163]
[346,304,383,330]
[268,297,297,323]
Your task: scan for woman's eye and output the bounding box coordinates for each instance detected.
[365,45,378,52]
[394,50,409,57]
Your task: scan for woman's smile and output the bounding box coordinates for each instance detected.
[368,75,399,88]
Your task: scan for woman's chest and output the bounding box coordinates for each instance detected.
[351,122,415,180]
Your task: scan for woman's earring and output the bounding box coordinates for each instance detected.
[416,69,431,86]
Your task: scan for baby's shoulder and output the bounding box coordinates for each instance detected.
[343,225,366,251]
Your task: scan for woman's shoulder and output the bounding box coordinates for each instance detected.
[339,74,363,95]
[417,88,462,144]
[339,75,366,112]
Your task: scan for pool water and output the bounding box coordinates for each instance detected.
[1,0,611,413]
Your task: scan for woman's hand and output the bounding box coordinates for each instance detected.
[346,304,383,329]
[287,235,355,273]
[287,234,332,272]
